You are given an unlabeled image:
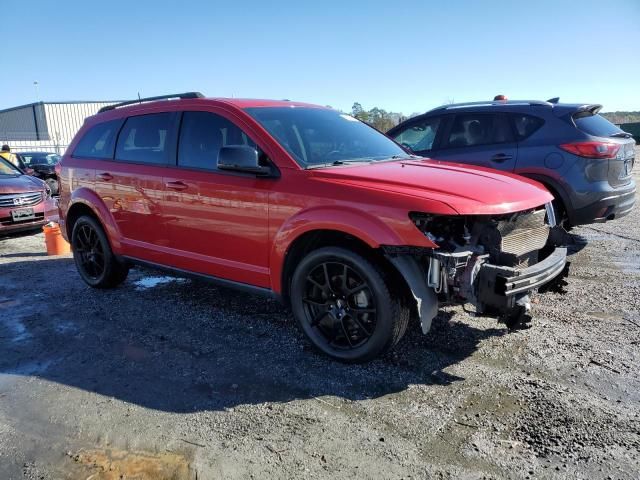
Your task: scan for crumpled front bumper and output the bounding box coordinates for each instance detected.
[384,246,568,334]
[476,247,568,310]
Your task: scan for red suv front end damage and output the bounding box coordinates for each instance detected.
[309,158,567,333]
[385,206,566,332]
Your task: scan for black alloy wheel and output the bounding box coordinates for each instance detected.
[291,247,409,363]
[71,215,129,288]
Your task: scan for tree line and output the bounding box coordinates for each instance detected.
[350,103,409,132]
[601,111,640,125]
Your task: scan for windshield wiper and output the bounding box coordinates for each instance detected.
[306,159,374,169]
[610,132,632,138]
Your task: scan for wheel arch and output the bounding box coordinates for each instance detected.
[518,173,572,223]
[278,228,414,312]
[64,188,122,251]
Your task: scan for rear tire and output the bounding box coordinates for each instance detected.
[290,247,409,363]
[71,215,129,288]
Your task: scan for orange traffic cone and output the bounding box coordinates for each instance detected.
[43,222,71,256]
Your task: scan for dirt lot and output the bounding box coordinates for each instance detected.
[1,155,639,479]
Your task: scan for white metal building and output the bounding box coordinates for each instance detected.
[0,101,121,154]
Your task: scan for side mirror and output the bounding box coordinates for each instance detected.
[218,146,271,176]
[24,167,35,176]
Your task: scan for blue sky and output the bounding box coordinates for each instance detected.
[2,0,639,113]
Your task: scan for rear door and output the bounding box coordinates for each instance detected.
[97,112,178,262]
[433,112,518,171]
[162,110,271,287]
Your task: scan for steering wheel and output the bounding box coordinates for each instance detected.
[324,150,342,160]
[401,142,415,152]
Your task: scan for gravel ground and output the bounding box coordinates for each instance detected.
[1,153,638,479]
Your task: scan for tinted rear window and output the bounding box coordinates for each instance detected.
[574,114,622,137]
[73,119,123,159]
[115,113,174,165]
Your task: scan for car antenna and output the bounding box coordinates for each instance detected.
[137,92,142,104]
[547,97,560,104]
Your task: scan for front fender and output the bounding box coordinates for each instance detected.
[65,188,122,252]
[269,206,436,294]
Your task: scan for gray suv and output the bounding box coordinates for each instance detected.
[387,99,636,227]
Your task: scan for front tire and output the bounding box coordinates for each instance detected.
[71,215,129,288]
[290,247,409,363]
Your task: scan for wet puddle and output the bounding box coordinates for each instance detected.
[67,448,192,480]
[132,276,188,291]
[587,311,625,321]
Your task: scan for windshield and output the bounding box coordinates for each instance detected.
[0,157,20,175]
[21,152,61,165]
[246,107,407,168]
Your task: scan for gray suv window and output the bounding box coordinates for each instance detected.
[392,117,441,152]
[512,114,544,141]
[574,114,622,137]
[445,114,513,148]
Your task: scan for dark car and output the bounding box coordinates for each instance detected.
[0,157,57,236]
[17,151,61,195]
[387,98,636,227]
[58,92,566,362]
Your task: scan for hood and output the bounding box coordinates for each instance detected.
[0,174,46,195]
[311,158,553,215]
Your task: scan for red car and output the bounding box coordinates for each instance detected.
[0,157,57,236]
[58,93,567,362]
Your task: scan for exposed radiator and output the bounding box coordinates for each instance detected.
[497,209,549,257]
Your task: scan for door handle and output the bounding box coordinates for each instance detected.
[97,172,113,181]
[491,153,513,163]
[165,181,188,191]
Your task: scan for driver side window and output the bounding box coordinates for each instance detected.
[392,116,441,153]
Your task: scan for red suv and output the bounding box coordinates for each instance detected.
[59,93,567,362]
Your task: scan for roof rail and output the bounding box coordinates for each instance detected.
[98,92,205,113]
[427,99,553,113]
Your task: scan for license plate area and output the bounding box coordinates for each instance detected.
[11,207,35,222]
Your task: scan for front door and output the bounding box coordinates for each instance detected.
[162,111,271,288]
[433,113,518,172]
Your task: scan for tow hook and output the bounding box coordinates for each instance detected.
[500,295,533,330]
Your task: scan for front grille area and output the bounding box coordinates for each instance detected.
[0,191,43,208]
[497,209,549,257]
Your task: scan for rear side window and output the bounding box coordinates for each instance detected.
[392,116,441,152]
[73,119,123,159]
[445,114,514,148]
[178,111,256,170]
[574,114,622,137]
[512,114,544,141]
[115,113,174,165]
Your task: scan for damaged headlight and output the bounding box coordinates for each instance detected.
[409,213,471,251]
